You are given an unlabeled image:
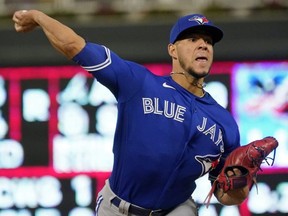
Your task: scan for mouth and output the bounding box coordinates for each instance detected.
[195,56,208,62]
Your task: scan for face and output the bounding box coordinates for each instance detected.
[170,33,214,79]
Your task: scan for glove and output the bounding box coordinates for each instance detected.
[204,136,278,207]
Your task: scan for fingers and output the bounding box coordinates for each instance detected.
[13,10,27,20]
[13,10,29,23]
[14,23,25,32]
[13,10,36,32]
[12,12,19,23]
[13,15,23,32]
[227,168,242,177]
[13,11,23,30]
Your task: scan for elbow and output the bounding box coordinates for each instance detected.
[61,39,85,59]
[53,33,85,59]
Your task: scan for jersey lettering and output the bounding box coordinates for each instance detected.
[197,117,224,147]
[142,97,186,122]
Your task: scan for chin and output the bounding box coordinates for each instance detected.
[186,65,210,79]
[191,71,209,79]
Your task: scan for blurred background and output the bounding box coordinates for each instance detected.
[0,0,288,65]
[0,1,288,216]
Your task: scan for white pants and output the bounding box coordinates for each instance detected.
[95,180,198,216]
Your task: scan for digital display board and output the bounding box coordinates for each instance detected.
[233,62,288,168]
[0,62,287,216]
[0,66,112,215]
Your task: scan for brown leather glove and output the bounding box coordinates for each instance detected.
[204,136,279,206]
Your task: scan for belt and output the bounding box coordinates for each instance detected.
[111,197,170,216]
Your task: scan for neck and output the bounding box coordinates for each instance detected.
[170,71,206,97]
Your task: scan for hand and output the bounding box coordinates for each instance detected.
[215,185,249,205]
[226,167,242,177]
[12,10,38,32]
[214,167,249,205]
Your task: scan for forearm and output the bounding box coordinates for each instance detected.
[35,11,85,58]
[14,10,85,59]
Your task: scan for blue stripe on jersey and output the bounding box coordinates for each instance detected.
[73,43,111,71]
[82,46,111,71]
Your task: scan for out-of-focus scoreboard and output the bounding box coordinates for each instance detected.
[0,62,287,216]
[0,66,112,216]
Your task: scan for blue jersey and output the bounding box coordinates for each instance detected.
[73,43,240,209]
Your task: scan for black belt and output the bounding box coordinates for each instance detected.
[111,197,171,216]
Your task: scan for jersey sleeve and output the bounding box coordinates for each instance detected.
[72,42,148,101]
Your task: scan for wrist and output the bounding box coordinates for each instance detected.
[31,10,44,26]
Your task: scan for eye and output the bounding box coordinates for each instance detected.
[187,37,198,42]
[205,39,213,45]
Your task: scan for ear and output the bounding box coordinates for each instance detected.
[168,43,177,59]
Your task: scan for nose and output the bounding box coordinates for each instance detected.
[198,38,208,50]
